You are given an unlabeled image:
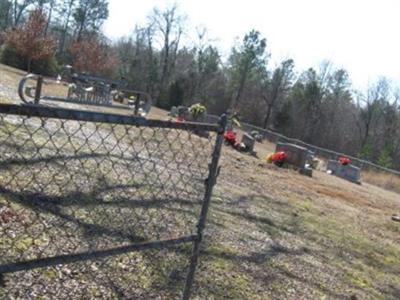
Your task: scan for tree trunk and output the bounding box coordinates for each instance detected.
[146,30,155,95]
[362,122,370,148]
[77,23,84,41]
[159,32,170,103]
[230,62,249,110]
[59,0,74,56]
[44,0,54,37]
[263,103,273,129]
[262,82,280,129]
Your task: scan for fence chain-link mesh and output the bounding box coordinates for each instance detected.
[205,113,400,176]
[0,104,223,299]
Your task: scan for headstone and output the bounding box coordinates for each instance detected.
[326,160,361,184]
[250,131,263,142]
[187,111,207,123]
[176,106,209,138]
[241,133,255,152]
[275,143,313,176]
[177,106,189,120]
[276,143,309,169]
[170,106,178,117]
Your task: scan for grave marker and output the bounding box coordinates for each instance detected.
[241,133,255,152]
[275,143,313,176]
[327,160,361,184]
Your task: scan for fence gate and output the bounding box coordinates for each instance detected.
[0,103,225,299]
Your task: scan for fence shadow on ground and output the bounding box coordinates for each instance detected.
[0,104,225,299]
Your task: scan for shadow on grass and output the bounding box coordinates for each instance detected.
[0,184,200,244]
[198,240,348,299]
[0,148,208,298]
[204,242,309,264]
[0,151,153,171]
[213,194,301,238]
[199,193,354,299]
[0,184,198,298]
[211,192,400,299]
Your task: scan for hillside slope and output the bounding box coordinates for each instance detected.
[0,64,399,299]
[201,146,400,299]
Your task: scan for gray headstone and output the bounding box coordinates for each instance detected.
[169,106,178,117]
[241,133,255,152]
[299,167,313,177]
[275,143,310,169]
[177,106,189,119]
[327,160,361,184]
[187,111,207,123]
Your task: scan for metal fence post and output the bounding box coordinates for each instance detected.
[134,93,140,115]
[182,114,227,300]
[34,76,43,104]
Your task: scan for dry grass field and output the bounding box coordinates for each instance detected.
[0,64,399,299]
[362,170,400,194]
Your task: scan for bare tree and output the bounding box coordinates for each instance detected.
[0,0,12,32]
[262,59,294,128]
[56,0,76,58]
[12,0,35,26]
[73,0,108,41]
[149,4,185,104]
[358,78,389,149]
[228,30,268,111]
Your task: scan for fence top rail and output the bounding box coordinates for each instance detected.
[0,103,221,132]
[208,113,400,176]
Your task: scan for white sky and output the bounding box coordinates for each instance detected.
[104,0,400,89]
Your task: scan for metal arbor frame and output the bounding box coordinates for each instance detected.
[0,103,226,299]
[18,74,153,116]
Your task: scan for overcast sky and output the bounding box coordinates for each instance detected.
[104,0,400,89]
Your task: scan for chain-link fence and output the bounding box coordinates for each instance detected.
[0,103,225,299]
[206,114,400,176]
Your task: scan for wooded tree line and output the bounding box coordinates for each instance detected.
[0,2,399,170]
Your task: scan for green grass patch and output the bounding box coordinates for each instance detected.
[297,206,400,297]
